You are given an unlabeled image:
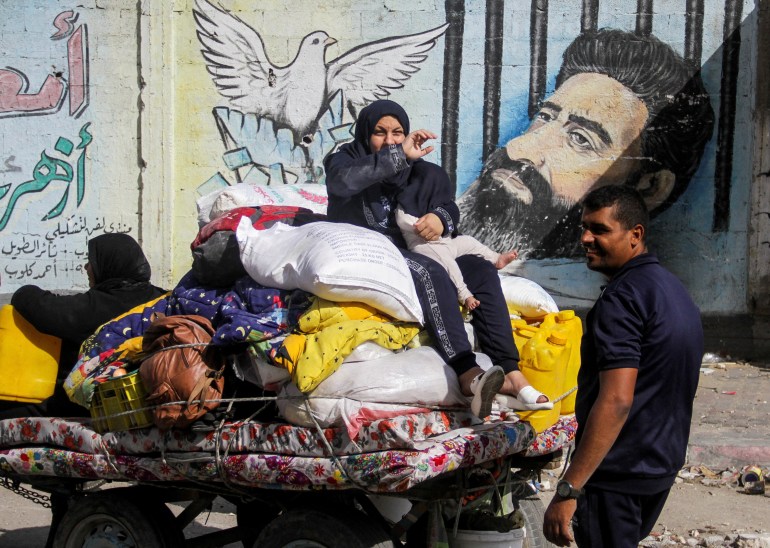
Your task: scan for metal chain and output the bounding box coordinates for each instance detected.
[0,476,51,508]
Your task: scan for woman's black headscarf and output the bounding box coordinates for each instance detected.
[87,233,152,287]
[354,99,411,152]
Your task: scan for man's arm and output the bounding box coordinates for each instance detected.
[542,366,637,546]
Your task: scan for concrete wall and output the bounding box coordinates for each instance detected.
[1,1,767,356]
[0,2,146,290]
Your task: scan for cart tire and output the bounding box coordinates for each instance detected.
[52,490,183,548]
[519,496,556,548]
[253,505,394,548]
[236,499,280,548]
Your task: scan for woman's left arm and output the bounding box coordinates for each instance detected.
[417,164,461,239]
[414,200,459,241]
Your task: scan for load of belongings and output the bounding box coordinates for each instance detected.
[63,186,562,438]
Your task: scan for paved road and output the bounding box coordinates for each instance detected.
[688,359,770,467]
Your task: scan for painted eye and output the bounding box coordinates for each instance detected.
[569,131,595,151]
[312,38,320,45]
[526,109,554,133]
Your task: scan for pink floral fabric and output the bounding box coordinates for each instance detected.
[0,412,575,493]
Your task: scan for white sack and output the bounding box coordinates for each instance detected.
[343,341,395,363]
[197,183,328,225]
[277,346,467,438]
[236,219,423,323]
[499,274,559,318]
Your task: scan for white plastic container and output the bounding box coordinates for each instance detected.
[448,527,526,548]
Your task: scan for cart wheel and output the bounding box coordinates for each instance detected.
[52,490,183,548]
[236,499,281,548]
[252,505,394,548]
[518,496,556,548]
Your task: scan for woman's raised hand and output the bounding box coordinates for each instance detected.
[402,129,437,161]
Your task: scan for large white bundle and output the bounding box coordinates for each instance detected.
[197,183,328,225]
[499,274,559,318]
[342,341,396,363]
[277,346,468,438]
[236,219,423,323]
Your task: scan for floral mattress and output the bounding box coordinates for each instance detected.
[0,412,576,493]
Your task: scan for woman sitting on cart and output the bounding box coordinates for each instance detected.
[323,99,551,418]
[0,233,167,420]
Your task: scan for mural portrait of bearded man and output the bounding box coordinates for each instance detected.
[458,28,715,259]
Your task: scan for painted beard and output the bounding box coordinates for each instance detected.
[457,148,584,259]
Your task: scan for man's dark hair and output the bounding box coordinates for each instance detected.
[582,185,649,233]
[556,28,715,214]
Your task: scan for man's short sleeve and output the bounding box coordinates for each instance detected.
[591,288,643,370]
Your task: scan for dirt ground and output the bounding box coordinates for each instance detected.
[537,358,770,546]
[657,479,770,541]
[538,466,770,546]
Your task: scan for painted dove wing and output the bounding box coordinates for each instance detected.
[326,23,450,116]
[193,0,289,119]
[194,0,335,142]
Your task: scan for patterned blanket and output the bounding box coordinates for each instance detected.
[0,412,576,493]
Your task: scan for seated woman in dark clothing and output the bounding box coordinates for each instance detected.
[0,233,167,419]
[323,99,550,418]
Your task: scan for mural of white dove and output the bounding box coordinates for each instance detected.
[193,0,449,147]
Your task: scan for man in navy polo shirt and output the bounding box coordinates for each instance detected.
[543,185,703,547]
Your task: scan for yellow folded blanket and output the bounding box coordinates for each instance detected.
[273,298,420,392]
[298,298,393,330]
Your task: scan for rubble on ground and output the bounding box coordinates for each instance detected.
[540,463,770,547]
[640,465,769,547]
